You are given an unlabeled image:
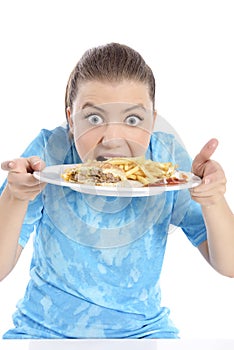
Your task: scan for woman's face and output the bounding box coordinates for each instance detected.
[67,80,156,162]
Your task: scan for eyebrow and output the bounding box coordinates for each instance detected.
[123,104,147,113]
[81,102,147,113]
[81,103,106,112]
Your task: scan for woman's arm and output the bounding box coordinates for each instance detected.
[198,198,234,277]
[191,139,234,277]
[0,157,46,280]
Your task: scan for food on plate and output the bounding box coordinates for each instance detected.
[61,157,189,187]
[62,161,127,186]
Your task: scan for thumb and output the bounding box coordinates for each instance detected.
[192,138,218,174]
[27,156,46,172]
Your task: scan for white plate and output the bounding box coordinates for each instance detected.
[33,164,201,197]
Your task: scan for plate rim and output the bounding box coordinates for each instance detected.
[33,164,201,197]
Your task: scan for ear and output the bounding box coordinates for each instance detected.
[66,107,74,134]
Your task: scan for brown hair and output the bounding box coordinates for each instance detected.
[65,42,155,117]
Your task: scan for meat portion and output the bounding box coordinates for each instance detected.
[62,164,126,185]
[74,167,122,184]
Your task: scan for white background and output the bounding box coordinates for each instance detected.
[0,0,234,339]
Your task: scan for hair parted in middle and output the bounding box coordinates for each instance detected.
[65,42,156,117]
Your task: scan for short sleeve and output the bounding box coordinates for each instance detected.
[171,190,207,247]
[18,194,44,247]
[0,126,78,248]
[169,136,207,246]
[0,129,48,247]
[169,140,207,247]
[148,132,207,247]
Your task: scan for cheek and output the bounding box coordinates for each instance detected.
[127,128,151,152]
[74,127,103,160]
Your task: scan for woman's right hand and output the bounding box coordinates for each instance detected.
[1,156,46,201]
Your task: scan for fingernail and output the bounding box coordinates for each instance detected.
[204,178,210,185]
[8,161,15,168]
[33,160,40,166]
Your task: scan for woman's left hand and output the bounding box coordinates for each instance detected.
[191,138,226,207]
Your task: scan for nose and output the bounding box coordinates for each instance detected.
[101,123,124,147]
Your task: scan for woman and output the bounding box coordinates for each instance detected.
[0,43,233,339]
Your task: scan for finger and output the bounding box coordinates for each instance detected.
[192,181,226,195]
[7,172,41,186]
[193,169,225,189]
[1,157,45,173]
[7,172,47,201]
[1,160,16,171]
[1,159,31,173]
[193,138,218,165]
[8,180,46,193]
[192,139,219,177]
[190,186,226,204]
[190,178,226,203]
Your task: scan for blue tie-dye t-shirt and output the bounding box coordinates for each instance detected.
[1,125,207,339]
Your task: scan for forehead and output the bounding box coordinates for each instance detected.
[74,80,153,110]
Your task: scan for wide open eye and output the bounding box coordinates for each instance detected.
[125,114,143,126]
[86,114,104,125]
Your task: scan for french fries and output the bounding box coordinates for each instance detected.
[105,157,178,185]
